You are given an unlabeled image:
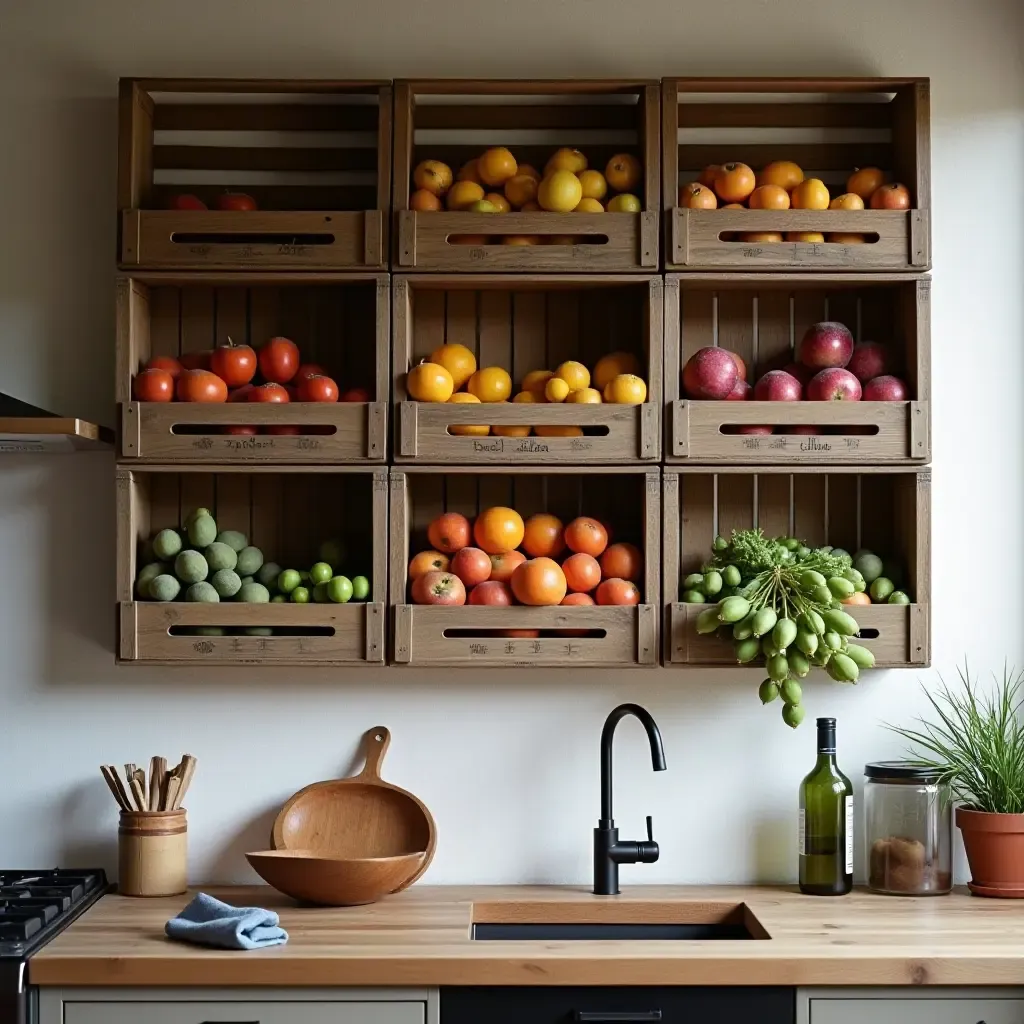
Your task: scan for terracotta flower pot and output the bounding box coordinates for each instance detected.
[956,807,1024,897]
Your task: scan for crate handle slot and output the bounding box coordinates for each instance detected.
[443,424,611,437]
[856,628,880,640]
[718,424,880,436]
[441,628,608,639]
[168,625,336,637]
[444,233,609,246]
[716,231,881,244]
[169,231,336,246]
[168,423,339,437]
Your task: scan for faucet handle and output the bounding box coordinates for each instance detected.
[638,815,660,865]
[646,815,654,842]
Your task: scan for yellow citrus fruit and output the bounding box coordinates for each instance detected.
[554,360,590,391]
[593,351,640,391]
[578,169,608,201]
[446,181,485,210]
[829,192,865,211]
[546,148,587,174]
[468,366,512,403]
[566,387,602,404]
[516,164,541,182]
[574,197,604,213]
[605,153,642,192]
[503,235,541,245]
[413,160,453,197]
[493,424,531,437]
[756,160,804,191]
[679,182,717,209]
[827,233,868,244]
[538,170,583,213]
[786,231,825,242]
[456,159,481,183]
[522,370,553,395]
[544,377,570,402]
[604,373,647,404]
[478,147,518,187]
[519,200,540,212]
[446,392,489,436]
[791,178,830,210]
[607,193,641,213]
[484,192,512,213]
[738,231,783,242]
[846,166,886,201]
[410,188,442,212]
[407,361,454,402]
[748,184,791,210]
[504,174,538,208]
[534,425,583,437]
[429,343,477,390]
[512,390,541,403]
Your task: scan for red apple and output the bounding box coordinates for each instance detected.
[870,183,911,210]
[411,570,466,606]
[783,425,820,435]
[340,387,372,402]
[728,351,747,382]
[725,379,752,401]
[846,342,892,383]
[217,191,258,211]
[450,547,492,588]
[798,322,855,369]
[266,425,302,436]
[807,368,863,402]
[754,369,803,401]
[468,580,513,606]
[223,424,258,436]
[783,362,814,387]
[863,375,908,401]
[169,194,207,211]
[735,425,774,435]
[682,346,739,400]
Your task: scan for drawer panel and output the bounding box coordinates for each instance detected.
[810,997,1024,1024]
[65,1001,424,1024]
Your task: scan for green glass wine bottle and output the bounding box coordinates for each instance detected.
[799,717,853,895]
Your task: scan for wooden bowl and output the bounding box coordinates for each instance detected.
[246,849,426,907]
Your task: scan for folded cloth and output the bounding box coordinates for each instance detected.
[165,892,289,950]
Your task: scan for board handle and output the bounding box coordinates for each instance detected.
[358,725,391,779]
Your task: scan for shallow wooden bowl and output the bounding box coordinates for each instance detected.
[245,849,426,907]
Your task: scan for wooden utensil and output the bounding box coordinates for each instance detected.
[149,756,166,811]
[173,754,197,809]
[246,849,425,907]
[272,727,436,893]
[128,767,148,812]
[101,766,132,811]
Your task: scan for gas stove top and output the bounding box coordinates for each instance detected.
[0,870,107,957]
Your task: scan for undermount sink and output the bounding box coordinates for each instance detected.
[470,901,768,941]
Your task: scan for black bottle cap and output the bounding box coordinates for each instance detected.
[816,717,837,752]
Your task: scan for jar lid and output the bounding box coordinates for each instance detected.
[864,760,943,782]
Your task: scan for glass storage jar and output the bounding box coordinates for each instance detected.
[864,761,953,895]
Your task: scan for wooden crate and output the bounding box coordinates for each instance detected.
[662,78,930,271]
[662,467,930,667]
[389,466,660,667]
[664,274,930,463]
[118,79,390,270]
[393,80,659,272]
[394,275,662,464]
[116,273,388,463]
[117,466,387,665]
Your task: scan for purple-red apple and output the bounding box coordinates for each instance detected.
[725,379,752,401]
[783,362,814,387]
[735,425,774,435]
[863,375,908,401]
[798,322,855,369]
[847,342,892,383]
[807,368,863,402]
[682,346,739,400]
[784,425,821,435]
[754,369,803,401]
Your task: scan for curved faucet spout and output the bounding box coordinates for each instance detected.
[600,703,666,825]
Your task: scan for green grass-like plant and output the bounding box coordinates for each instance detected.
[887,663,1024,814]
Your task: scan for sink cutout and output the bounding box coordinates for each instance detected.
[470,901,768,941]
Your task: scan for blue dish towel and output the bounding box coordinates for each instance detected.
[165,892,289,950]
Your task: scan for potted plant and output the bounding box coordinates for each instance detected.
[888,663,1024,897]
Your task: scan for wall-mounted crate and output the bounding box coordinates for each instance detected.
[393,80,659,272]
[389,466,660,667]
[116,274,388,463]
[118,79,391,270]
[663,467,930,667]
[662,78,930,271]
[665,274,930,463]
[394,275,662,464]
[117,466,387,665]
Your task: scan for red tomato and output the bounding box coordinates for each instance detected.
[179,350,213,371]
[169,194,207,210]
[210,340,257,388]
[248,383,290,403]
[293,363,326,384]
[340,387,372,402]
[266,425,301,435]
[596,578,640,606]
[258,337,300,384]
[600,542,643,583]
[176,369,228,403]
[216,192,257,211]
[144,355,183,380]
[224,425,259,436]
[228,384,255,402]
[297,374,339,403]
[133,368,175,402]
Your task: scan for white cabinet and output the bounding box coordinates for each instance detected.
[803,990,1024,1024]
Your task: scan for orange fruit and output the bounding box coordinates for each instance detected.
[519,200,540,212]
[596,578,640,606]
[511,556,567,606]
[522,369,553,395]
[493,424,531,438]
[554,360,590,391]
[467,366,512,403]
[429,343,476,390]
[533,425,583,437]
[842,591,872,606]
[698,164,721,188]
[406,361,454,402]
[574,197,604,213]
[593,351,640,390]
[829,192,865,211]
[606,194,641,213]
[738,231,783,242]
[600,542,643,583]
[446,180,485,210]
[413,160,452,196]
[562,552,601,593]
[564,517,608,557]
[522,513,565,558]
[546,148,587,174]
[410,188,442,212]
[409,550,449,580]
[565,387,602,404]
[478,147,518,187]
[748,184,791,210]
[604,373,647,404]
[517,164,541,182]
[456,159,482,183]
[484,192,512,213]
[538,170,583,212]
[503,235,541,246]
[605,153,642,192]
[578,170,608,201]
[846,167,886,201]
[504,174,538,208]
[827,233,867,244]
[544,377,570,403]
[787,231,825,242]
[679,182,717,209]
[791,178,830,210]
[714,162,756,203]
[474,506,525,555]
[720,202,745,209]
[756,160,804,191]
[446,393,489,436]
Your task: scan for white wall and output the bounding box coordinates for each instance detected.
[1,0,1022,886]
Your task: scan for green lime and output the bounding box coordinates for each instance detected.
[210,569,241,598]
[870,576,895,602]
[216,529,248,553]
[152,529,182,561]
[271,594,287,603]
[257,561,281,590]
[703,570,723,596]
[758,680,780,704]
[722,565,741,587]
[853,551,883,583]
[187,514,217,549]
[186,581,219,603]
[310,561,333,585]
[238,582,270,603]
[136,561,168,598]
[328,576,353,603]
[782,702,806,729]
[204,542,237,572]
[313,581,329,603]
[351,576,370,600]
[291,586,310,604]
[174,550,209,585]
[888,590,910,605]
[683,573,704,590]
[236,546,264,576]
[149,574,180,602]
[682,589,704,603]
[277,569,301,594]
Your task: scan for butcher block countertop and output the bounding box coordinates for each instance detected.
[30,884,1024,988]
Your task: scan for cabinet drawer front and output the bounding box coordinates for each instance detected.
[811,998,1024,1024]
[65,1002,424,1024]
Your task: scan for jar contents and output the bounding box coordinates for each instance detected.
[869,835,952,894]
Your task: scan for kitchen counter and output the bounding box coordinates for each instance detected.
[30,884,1024,988]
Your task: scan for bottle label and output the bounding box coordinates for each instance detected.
[845,796,854,875]
[798,808,806,856]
